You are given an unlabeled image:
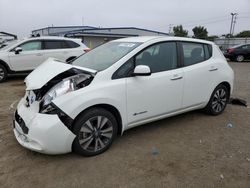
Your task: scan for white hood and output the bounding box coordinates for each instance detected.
[25,58,96,90]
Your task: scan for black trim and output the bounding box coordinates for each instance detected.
[176,42,184,68]
[41,103,74,131]
[15,110,29,134]
[132,71,151,76]
[8,70,32,75]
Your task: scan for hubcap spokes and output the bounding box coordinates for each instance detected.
[79,116,113,152]
[212,89,227,113]
[0,68,4,80]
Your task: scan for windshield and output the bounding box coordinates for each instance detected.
[0,40,19,50]
[72,41,141,71]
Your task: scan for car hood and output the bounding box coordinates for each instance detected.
[25,58,97,90]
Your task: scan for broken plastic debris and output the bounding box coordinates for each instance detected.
[199,140,202,144]
[152,147,159,156]
[229,98,247,107]
[227,123,233,128]
[220,174,224,179]
[246,158,250,162]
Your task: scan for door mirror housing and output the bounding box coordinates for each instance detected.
[15,47,22,54]
[133,65,151,76]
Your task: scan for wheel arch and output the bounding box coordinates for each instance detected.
[0,59,11,72]
[219,81,231,99]
[72,103,123,136]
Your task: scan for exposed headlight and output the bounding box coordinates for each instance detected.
[40,74,89,113]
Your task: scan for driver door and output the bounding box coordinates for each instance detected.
[8,40,44,71]
[125,42,184,125]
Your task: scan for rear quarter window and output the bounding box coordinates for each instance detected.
[65,41,80,48]
[182,42,212,66]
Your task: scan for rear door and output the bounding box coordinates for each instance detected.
[42,40,70,61]
[181,42,216,108]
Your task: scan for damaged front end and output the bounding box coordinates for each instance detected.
[24,68,94,130]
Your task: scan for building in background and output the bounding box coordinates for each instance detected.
[31,26,97,37]
[0,31,17,44]
[31,26,168,48]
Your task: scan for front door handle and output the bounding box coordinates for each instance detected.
[36,53,42,56]
[209,68,218,72]
[171,74,183,81]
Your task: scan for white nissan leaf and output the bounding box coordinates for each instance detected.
[13,36,234,156]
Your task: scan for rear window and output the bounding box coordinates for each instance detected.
[43,40,64,50]
[182,42,212,66]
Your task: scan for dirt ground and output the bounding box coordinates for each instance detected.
[0,62,249,188]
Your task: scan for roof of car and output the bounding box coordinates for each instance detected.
[115,36,214,45]
[26,36,80,41]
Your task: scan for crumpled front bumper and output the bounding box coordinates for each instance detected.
[11,98,76,155]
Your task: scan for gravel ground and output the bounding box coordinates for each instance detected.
[0,62,249,188]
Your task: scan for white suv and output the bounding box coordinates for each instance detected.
[13,36,234,156]
[0,36,88,82]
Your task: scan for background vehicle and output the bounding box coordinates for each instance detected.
[0,36,88,82]
[13,36,234,156]
[224,44,250,62]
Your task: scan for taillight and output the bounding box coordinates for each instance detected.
[227,48,234,53]
[84,48,91,53]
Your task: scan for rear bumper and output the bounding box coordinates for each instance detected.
[12,98,75,155]
[224,53,234,59]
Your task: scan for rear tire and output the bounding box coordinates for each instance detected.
[72,108,118,156]
[204,84,229,115]
[0,64,7,83]
[236,55,244,62]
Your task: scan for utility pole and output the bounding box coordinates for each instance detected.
[82,17,84,26]
[229,13,237,37]
[168,24,173,34]
[231,13,238,36]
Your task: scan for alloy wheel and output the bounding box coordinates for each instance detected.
[78,116,113,152]
[236,55,244,62]
[211,88,227,113]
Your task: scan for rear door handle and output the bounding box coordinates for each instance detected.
[171,74,183,81]
[209,68,218,72]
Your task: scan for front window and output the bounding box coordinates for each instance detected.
[19,41,42,51]
[135,42,178,73]
[72,42,141,71]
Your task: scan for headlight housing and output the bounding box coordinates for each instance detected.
[40,74,89,113]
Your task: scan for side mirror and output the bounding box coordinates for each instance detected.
[15,47,22,54]
[133,65,151,76]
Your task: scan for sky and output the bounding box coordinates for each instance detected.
[0,0,250,38]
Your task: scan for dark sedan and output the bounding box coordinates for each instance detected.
[224,44,250,62]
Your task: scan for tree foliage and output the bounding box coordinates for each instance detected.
[235,30,250,38]
[173,25,188,37]
[192,26,208,39]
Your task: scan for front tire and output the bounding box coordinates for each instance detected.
[72,108,118,156]
[0,64,7,83]
[204,85,229,115]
